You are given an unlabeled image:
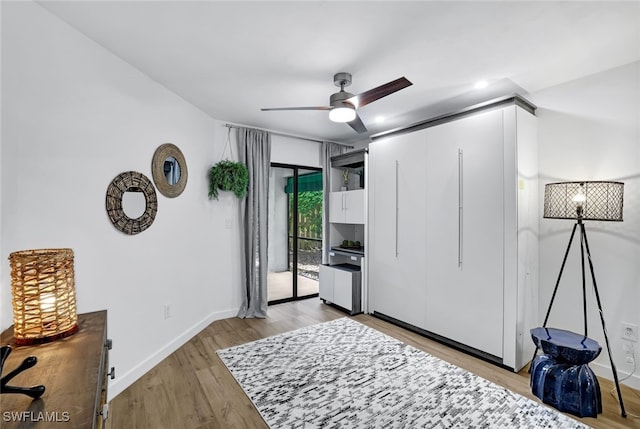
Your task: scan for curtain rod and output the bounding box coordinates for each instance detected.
[224,123,353,148]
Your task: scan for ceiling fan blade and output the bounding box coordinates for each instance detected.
[261,106,330,111]
[347,112,368,134]
[348,77,412,109]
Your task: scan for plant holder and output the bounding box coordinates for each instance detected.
[208,128,249,200]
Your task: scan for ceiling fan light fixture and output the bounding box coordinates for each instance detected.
[329,102,356,123]
[261,73,412,134]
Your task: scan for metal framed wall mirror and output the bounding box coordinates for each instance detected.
[152,143,188,198]
[106,171,158,235]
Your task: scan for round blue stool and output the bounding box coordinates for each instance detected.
[530,327,602,418]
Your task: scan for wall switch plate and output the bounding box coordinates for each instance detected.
[622,322,638,342]
[164,304,171,319]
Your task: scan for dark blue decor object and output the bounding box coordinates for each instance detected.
[530,327,603,418]
[531,327,602,365]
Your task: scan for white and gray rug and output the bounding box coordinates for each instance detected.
[217,318,591,428]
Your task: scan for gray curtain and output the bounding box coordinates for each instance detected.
[322,142,350,264]
[237,127,271,318]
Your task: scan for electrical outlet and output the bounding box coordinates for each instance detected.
[622,322,638,342]
[164,304,171,320]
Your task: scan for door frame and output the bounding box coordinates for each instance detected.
[269,163,322,305]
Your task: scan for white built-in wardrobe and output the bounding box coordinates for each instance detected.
[368,96,538,371]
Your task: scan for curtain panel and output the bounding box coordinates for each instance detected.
[237,127,271,318]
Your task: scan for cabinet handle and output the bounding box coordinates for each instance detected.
[395,160,399,257]
[458,149,463,267]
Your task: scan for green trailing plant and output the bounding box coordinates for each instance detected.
[208,160,249,200]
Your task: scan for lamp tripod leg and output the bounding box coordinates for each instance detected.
[581,224,626,418]
[529,222,579,370]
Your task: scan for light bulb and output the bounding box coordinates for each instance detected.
[573,188,586,218]
[329,105,356,123]
[572,193,586,204]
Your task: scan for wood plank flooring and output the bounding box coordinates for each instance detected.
[106,299,640,429]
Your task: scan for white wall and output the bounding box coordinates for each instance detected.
[531,61,640,389]
[1,2,244,399]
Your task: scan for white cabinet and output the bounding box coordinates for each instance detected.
[368,130,428,329]
[321,149,367,315]
[329,189,365,224]
[368,98,538,371]
[424,109,505,358]
[319,263,361,314]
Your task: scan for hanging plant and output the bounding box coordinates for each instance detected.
[208,159,249,200]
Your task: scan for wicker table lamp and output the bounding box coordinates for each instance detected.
[9,248,79,345]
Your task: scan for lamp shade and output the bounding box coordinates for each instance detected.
[543,181,624,221]
[329,102,356,123]
[9,248,78,345]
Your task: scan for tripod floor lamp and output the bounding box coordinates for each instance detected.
[537,180,626,417]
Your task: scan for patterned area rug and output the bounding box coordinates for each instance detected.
[217,318,591,428]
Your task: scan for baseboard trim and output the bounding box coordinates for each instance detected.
[372,311,511,371]
[591,361,640,391]
[107,307,238,400]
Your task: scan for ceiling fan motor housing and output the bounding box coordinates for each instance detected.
[330,90,355,108]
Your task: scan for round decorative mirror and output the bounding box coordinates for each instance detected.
[106,171,158,235]
[122,190,147,219]
[152,143,188,198]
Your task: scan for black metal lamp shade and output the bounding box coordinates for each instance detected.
[543,181,624,221]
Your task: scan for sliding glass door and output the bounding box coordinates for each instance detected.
[268,164,322,304]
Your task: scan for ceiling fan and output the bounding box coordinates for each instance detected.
[261,72,412,134]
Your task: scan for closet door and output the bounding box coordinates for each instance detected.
[328,192,345,223]
[425,109,505,358]
[369,131,427,328]
[344,189,366,224]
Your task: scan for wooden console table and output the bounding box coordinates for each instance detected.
[0,310,112,428]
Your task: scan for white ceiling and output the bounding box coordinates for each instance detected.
[36,1,640,145]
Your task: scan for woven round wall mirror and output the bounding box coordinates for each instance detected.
[106,171,158,235]
[152,143,188,198]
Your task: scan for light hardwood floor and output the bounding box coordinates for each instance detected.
[107,299,640,429]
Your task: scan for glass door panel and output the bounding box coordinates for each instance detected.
[267,166,294,302]
[295,170,322,298]
[268,165,322,303]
